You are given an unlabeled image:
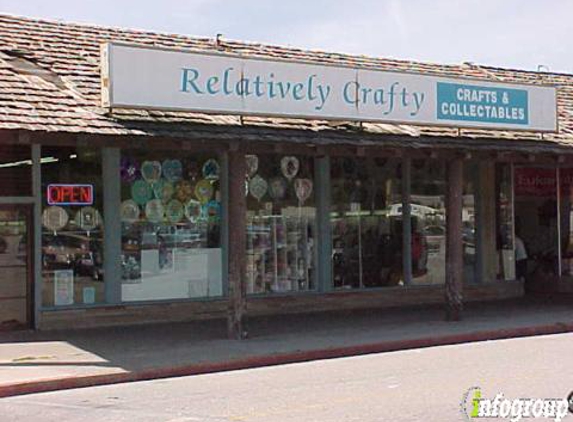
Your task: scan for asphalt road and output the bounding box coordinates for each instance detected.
[1,333,572,422]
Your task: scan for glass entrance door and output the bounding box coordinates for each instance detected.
[0,206,31,329]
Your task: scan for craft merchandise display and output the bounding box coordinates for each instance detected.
[245,155,316,295]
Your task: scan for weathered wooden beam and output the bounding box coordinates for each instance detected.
[227,150,248,339]
[445,157,464,321]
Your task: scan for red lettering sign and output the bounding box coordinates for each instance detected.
[47,184,94,205]
[514,168,573,198]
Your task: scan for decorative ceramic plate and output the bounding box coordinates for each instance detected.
[153,179,174,203]
[202,159,220,180]
[42,206,68,232]
[246,155,259,177]
[141,160,162,183]
[131,180,152,205]
[75,206,101,232]
[184,199,202,223]
[120,200,140,223]
[249,174,268,201]
[165,199,184,223]
[145,199,165,223]
[162,159,183,183]
[294,178,313,204]
[175,180,194,202]
[269,177,287,200]
[281,156,299,181]
[194,179,214,204]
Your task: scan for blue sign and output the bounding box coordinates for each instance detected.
[437,82,528,125]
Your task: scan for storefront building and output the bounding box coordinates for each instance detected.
[0,15,571,333]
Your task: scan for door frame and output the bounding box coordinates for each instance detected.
[0,204,34,329]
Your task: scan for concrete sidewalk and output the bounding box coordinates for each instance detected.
[0,298,572,397]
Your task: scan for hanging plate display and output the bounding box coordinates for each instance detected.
[175,180,194,202]
[249,174,268,201]
[184,199,203,223]
[268,177,287,201]
[294,178,313,204]
[120,200,140,223]
[141,161,162,183]
[42,206,68,232]
[194,179,214,204]
[74,207,102,232]
[165,199,184,223]
[202,159,220,180]
[203,200,221,220]
[145,199,165,223]
[280,156,299,181]
[246,155,259,177]
[162,159,183,183]
[153,179,174,203]
[120,156,139,183]
[131,180,152,205]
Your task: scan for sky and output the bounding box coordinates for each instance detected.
[1,0,572,74]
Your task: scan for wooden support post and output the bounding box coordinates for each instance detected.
[445,157,464,321]
[227,149,248,339]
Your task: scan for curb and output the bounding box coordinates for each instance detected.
[1,322,572,398]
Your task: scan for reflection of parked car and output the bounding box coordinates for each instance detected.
[43,233,104,280]
[74,251,104,281]
[422,225,445,254]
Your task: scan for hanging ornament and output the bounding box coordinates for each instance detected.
[246,155,259,177]
[194,179,214,204]
[162,159,183,183]
[141,160,162,183]
[268,177,287,201]
[131,179,152,205]
[185,160,199,181]
[202,159,220,180]
[280,156,299,181]
[42,206,68,232]
[153,179,174,203]
[120,156,139,183]
[120,200,140,223]
[184,199,203,223]
[75,207,102,232]
[175,180,194,202]
[249,174,268,201]
[294,178,313,204]
[165,199,184,224]
[145,199,165,223]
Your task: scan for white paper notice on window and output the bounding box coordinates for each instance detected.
[54,269,74,306]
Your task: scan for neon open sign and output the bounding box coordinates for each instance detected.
[47,184,94,206]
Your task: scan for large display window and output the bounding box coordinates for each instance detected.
[245,154,316,294]
[330,157,402,288]
[411,159,446,285]
[41,146,104,306]
[120,151,222,301]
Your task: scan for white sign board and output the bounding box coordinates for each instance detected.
[54,269,74,306]
[101,43,558,132]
